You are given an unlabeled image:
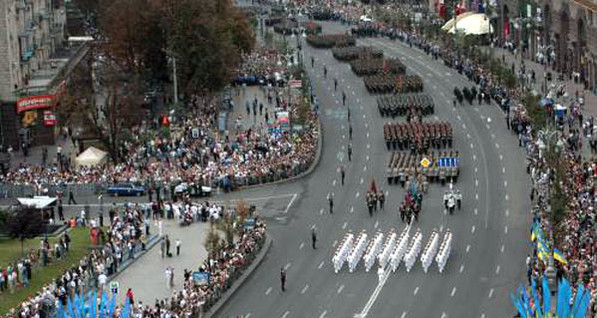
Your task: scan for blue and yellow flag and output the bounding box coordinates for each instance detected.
[553,249,568,265]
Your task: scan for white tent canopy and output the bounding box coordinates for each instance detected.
[444,13,493,35]
[441,12,475,32]
[17,196,57,209]
[75,146,107,167]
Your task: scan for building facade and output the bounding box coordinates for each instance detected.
[0,0,67,149]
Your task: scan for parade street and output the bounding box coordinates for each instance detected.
[215,20,532,318]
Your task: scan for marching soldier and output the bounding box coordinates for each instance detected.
[378,190,385,211]
[347,144,352,161]
[328,194,334,214]
[342,91,347,106]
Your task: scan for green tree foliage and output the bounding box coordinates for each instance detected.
[523,92,547,129]
[5,208,44,241]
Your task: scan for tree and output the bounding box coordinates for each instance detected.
[205,223,221,256]
[5,207,44,257]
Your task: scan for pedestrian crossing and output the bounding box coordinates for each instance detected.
[332,226,452,274]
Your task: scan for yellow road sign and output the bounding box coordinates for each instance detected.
[420,157,430,168]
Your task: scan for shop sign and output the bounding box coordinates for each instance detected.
[16,95,57,113]
[43,110,57,126]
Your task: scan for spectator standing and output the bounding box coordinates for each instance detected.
[176,239,181,256]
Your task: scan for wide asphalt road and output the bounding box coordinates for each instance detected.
[216,21,532,318]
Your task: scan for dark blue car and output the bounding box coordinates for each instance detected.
[106,183,146,197]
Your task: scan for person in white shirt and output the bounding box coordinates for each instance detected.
[98,273,108,292]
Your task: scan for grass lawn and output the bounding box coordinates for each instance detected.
[0,228,90,314]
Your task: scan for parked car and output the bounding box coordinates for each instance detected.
[106,183,146,197]
[173,182,212,198]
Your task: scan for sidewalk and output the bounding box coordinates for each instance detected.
[109,219,210,306]
[484,46,597,116]
[8,133,76,170]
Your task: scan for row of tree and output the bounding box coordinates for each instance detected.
[60,0,254,160]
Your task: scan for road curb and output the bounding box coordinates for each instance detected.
[203,233,273,318]
[235,117,323,191]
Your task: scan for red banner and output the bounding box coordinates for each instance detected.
[16,95,57,113]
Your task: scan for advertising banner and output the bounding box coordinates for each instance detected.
[16,95,57,113]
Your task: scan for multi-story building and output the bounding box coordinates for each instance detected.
[0,0,89,149]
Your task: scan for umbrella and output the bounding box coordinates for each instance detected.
[446,13,493,35]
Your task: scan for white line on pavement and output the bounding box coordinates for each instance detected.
[502,167,506,174]
[467,133,471,139]
[475,179,479,187]
[496,266,501,275]
[474,208,478,215]
[495,143,500,149]
[284,263,291,270]
[470,143,474,149]
[413,287,419,295]
[471,225,476,234]
[350,206,354,213]
[475,193,479,200]
[342,222,348,230]
[318,261,325,269]
[504,226,508,234]
[460,265,465,273]
[337,284,345,294]
[504,181,508,187]
[332,180,337,187]
[505,194,509,201]
[401,312,407,318]
[319,310,327,318]
[505,209,510,217]
[374,221,379,228]
[466,244,471,253]
[501,245,505,253]
[473,154,476,161]
[265,287,272,295]
[301,284,309,294]
[488,288,494,298]
[451,287,457,297]
[363,165,367,171]
[319,208,324,215]
[356,192,360,198]
[499,154,503,161]
[282,311,290,318]
[360,178,364,184]
[299,242,305,250]
[333,240,338,247]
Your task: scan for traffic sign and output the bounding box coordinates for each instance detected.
[110,281,119,295]
[420,157,430,168]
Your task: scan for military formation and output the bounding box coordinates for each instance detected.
[386,151,460,186]
[306,33,356,48]
[383,121,453,152]
[364,74,424,94]
[350,58,406,76]
[377,94,434,118]
[453,86,491,105]
[332,46,383,61]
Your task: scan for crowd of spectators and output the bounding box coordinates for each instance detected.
[1,100,319,195]
[4,201,266,318]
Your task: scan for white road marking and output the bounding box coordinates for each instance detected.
[450,287,457,297]
[502,167,506,174]
[505,209,509,217]
[505,194,509,201]
[360,178,364,184]
[495,143,500,149]
[499,154,503,161]
[504,226,508,234]
[491,133,495,139]
[333,240,338,247]
[441,312,447,318]
[299,242,305,250]
[474,208,478,215]
[352,91,356,95]
[496,266,501,275]
[342,222,348,230]
[462,124,467,129]
[318,261,325,269]
[471,225,476,234]
[302,284,309,294]
[366,155,369,161]
[374,221,379,228]
[457,115,462,121]
[488,288,494,298]
[333,180,337,187]
[474,167,478,173]
[319,310,327,318]
[363,165,367,171]
[342,134,345,139]
[470,143,474,149]
[366,132,369,138]
[337,284,345,294]
[413,287,419,295]
[440,225,444,232]
[475,193,479,200]
[466,244,471,253]
[486,124,491,130]
[481,314,486,318]
[284,193,298,214]
[265,287,272,295]
[433,85,437,89]
[282,311,290,318]
[504,181,508,187]
[367,144,370,149]
[246,313,252,318]
[401,312,407,318]
[475,179,479,187]
[363,114,366,119]
[459,265,465,273]
[350,206,354,213]
[319,208,324,215]
[467,133,471,139]
[356,192,360,198]
[473,154,477,161]
[285,262,291,270]
[501,244,505,253]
